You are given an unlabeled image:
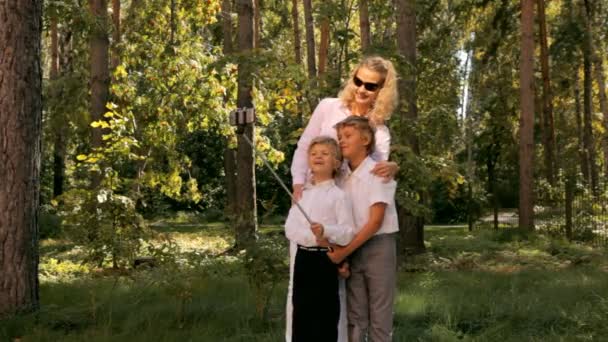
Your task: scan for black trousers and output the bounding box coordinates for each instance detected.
[292,246,340,342]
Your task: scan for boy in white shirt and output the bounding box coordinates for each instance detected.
[328,115,399,342]
[284,136,355,342]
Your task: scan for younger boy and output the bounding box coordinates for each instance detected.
[285,136,355,342]
[329,115,398,342]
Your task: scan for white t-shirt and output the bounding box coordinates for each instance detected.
[284,179,355,247]
[339,156,398,236]
[290,98,391,185]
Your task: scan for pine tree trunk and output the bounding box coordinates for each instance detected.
[574,69,589,183]
[50,17,66,197]
[303,0,316,78]
[396,0,425,254]
[90,0,110,187]
[253,0,261,48]
[537,0,556,186]
[235,0,258,248]
[518,0,535,230]
[291,0,302,64]
[582,0,598,195]
[111,0,121,70]
[318,16,330,75]
[222,0,237,220]
[359,0,371,51]
[0,0,42,317]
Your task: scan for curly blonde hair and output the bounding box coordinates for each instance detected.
[338,56,399,125]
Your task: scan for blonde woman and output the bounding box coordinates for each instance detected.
[286,56,399,342]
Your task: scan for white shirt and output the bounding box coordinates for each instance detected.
[290,98,391,185]
[284,179,355,247]
[339,156,399,236]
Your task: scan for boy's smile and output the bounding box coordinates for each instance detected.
[308,144,339,180]
[337,126,369,161]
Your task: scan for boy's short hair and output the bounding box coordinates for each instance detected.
[308,136,342,177]
[334,115,376,155]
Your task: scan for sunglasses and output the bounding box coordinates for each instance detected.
[353,76,381,92]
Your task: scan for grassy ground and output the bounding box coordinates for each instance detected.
[3,219,608,341]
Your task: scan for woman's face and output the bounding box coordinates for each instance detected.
[352,66,383,109]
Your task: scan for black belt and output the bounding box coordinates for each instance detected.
[298,245,330,252]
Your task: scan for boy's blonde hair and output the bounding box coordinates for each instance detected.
[338,56,399,125]
[308,136,342,177]
[334,116,376,155]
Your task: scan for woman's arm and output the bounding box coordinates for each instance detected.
[370,124,399,179]
[290,99,331,192]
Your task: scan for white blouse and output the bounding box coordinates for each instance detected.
[284,179,355,247]
[290,98,391,186]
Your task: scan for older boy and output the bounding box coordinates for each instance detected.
[328,115,398,342]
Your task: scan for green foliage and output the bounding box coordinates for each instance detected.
[243,236,288,320]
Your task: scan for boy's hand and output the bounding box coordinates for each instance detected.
[337,261,350,279]
[310,223,324,239]
[316,237,331,247]
[327,245,348,264]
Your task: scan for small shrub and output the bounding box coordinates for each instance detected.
[39,204,62,239]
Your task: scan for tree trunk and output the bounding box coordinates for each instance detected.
[574,69,589,183]
[396,0,425,254]
[90,0,110,187]
[303,0,316,78]
[50,17,66,197]
[318,16,330,75]
[582,0,598,195]
[519,0,535,230]
[253,0,261,48]
[0,0,42,316]
[291,0,302,64]
[537,0,556,186]
[235,0,258,248]
[222,0,238,220]
[359,0,371,51]
[111,0,121,70]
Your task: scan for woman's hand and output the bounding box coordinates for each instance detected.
[370,161,399,181]
[292,184,304,202]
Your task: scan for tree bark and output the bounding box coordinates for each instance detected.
[90,0,110,187]
[537,0,556,186]
[359,0,371,51]
[318,16,330,75]
[396,0,425,254]
[253,0,261,48]
[235,0,258,248]
[582,0,598,195]
[291,0,302,64]
[222,0,238,220]
[0,0,42,316]
[303,0,317,78]
[574,69,589,183]
[111,0,121,70]
[519,0,535,230]
[50,17,66,197]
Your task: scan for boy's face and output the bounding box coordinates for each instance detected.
[308,143,339,177]
[337,125,370,159]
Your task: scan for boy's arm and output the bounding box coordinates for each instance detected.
[327,202,386,264]
[321,196,355,246]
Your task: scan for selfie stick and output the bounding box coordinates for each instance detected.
[230,108,313,225]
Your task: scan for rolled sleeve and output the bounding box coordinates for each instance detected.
[368,179,396,206]
[323,196,355,246]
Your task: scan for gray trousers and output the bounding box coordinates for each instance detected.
[347,233,397,342]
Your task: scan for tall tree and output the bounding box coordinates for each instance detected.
[222,0,238,221]
[537,0,556,186]
[396,0,425,253]
[318,15,330,75]
[582,0,598,194]
[111,0,121,70]
[0,0,42,317]
[90,0,110,186]
[291,0,302,64]
[359,0,371,51]
[235,0,258,248]
[50,14,66,198]
[303,0,317,78]
[519,0,535,230]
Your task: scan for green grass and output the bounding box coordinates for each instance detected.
[3,224,608,341]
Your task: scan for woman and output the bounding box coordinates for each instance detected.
[286,56,399,342]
